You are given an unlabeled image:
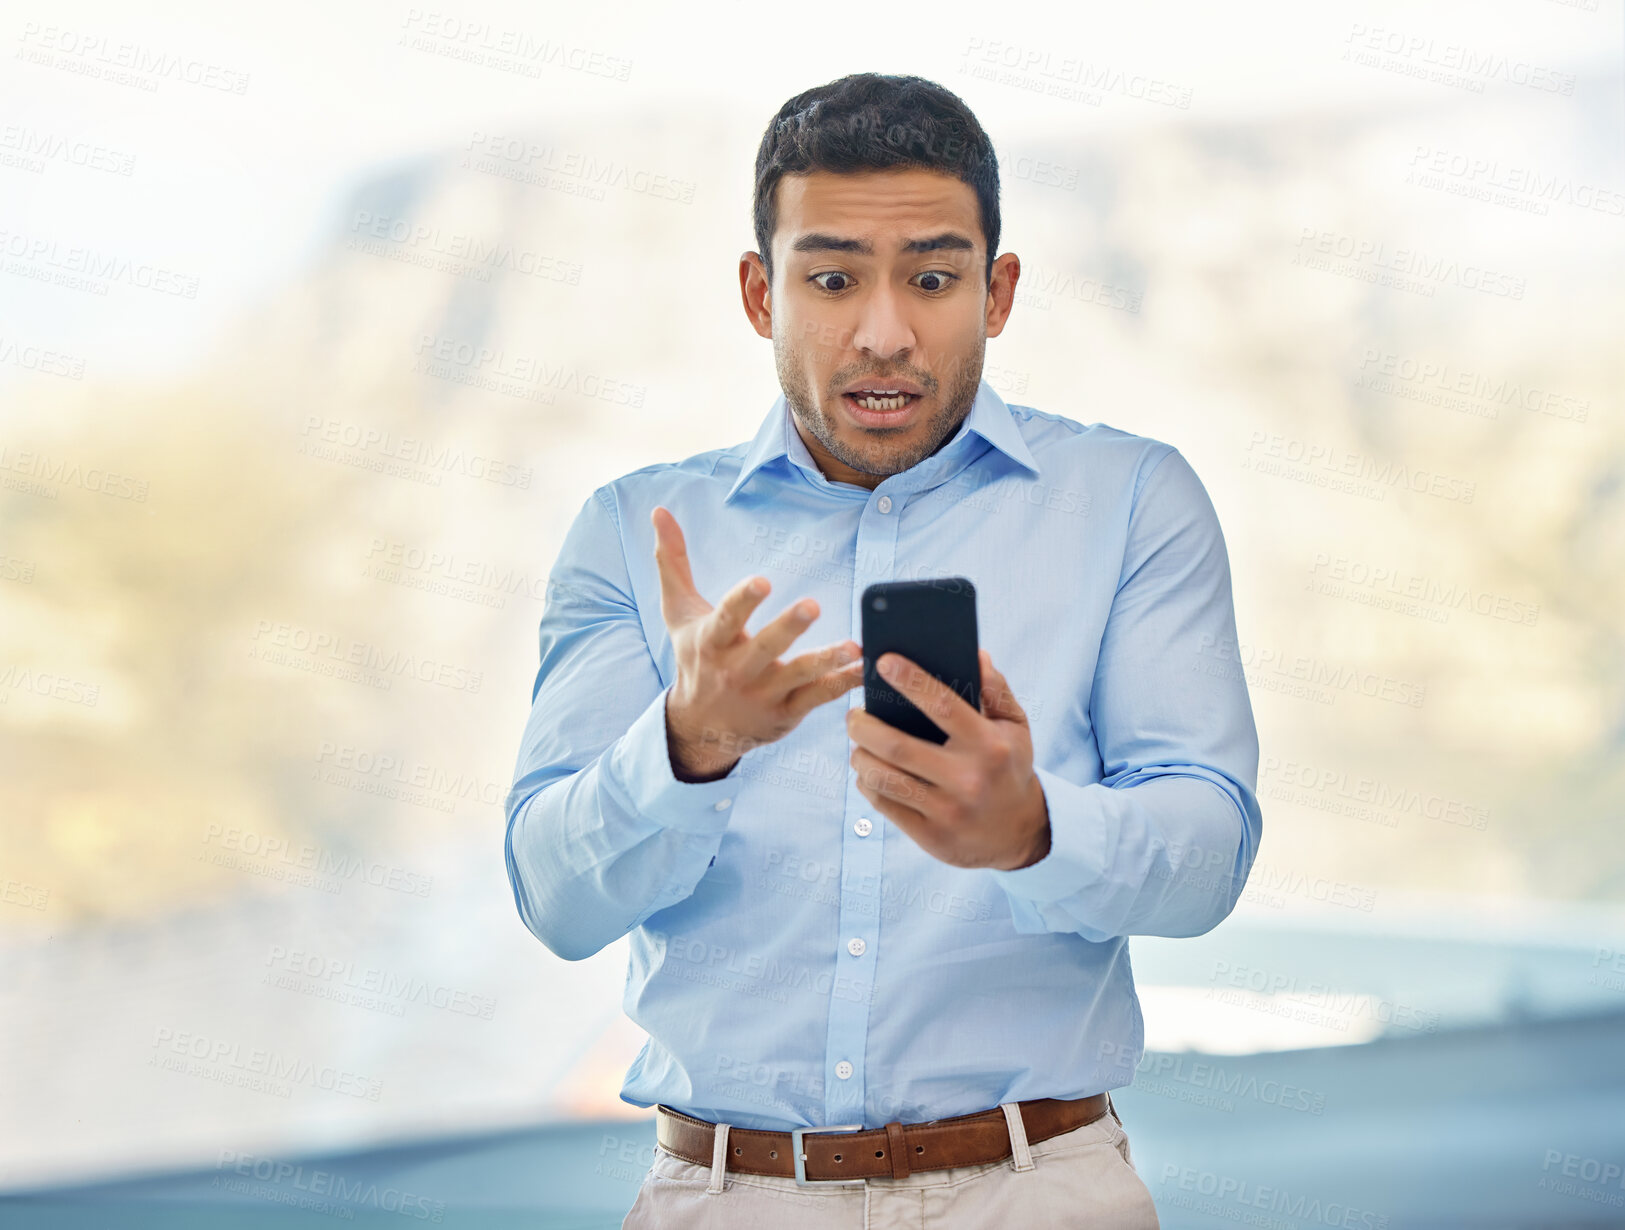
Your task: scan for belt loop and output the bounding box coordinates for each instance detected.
[707,1121,731,1194]
[1000,1102,1035,1172]
[884,1121,909,1180]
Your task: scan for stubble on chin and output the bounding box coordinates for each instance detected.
[775,341,984,481]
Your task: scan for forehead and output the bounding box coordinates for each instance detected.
[774,168,980,256]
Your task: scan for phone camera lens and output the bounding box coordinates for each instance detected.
[873,597,888,611]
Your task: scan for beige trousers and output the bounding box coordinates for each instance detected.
[621,1094,1160,1229]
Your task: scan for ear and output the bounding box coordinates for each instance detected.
[739,252,773,339]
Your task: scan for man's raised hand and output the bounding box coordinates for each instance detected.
[651,505,864,781]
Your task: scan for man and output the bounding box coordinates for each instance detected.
[504,73,1262,1228]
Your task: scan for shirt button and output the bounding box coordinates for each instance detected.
[714,798,732,811]
[876,495,892,513]
[835,1061,854,1079]
[847,937,866,957]
[854,818,872,837]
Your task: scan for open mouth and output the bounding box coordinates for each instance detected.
[842,391,922,417]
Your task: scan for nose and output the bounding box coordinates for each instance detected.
[850,279,916,362]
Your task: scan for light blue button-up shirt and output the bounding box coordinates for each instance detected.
[504,379,1262,1131]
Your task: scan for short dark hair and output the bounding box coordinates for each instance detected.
[752,73,1001,290]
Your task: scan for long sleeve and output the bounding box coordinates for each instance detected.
[503,487,740,962]
[986,448,1263,942]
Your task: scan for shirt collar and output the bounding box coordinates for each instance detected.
[724,379,1039,504]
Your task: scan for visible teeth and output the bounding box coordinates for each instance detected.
[853,393,910,411]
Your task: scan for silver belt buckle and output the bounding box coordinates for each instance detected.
[790,1123,867,1186]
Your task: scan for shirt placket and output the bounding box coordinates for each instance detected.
[822,482,905,1126]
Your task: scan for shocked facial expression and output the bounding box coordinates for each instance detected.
[741,167,1018,489]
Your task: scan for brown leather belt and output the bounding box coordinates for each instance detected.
[655,1093,1111,1186]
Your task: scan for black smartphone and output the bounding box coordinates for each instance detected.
[861,578,980,745]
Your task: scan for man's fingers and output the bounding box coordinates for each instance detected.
[978,648,1027,723]
[875,652,981,742]
[703,573,773,652]
[782,656,864,720]
[777,638,860,694]
[737,594,822,675]
[650,507,708,625]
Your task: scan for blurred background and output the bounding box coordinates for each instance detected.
[2,0,1622,1226]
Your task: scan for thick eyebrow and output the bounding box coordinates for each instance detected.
[788,231,976,257]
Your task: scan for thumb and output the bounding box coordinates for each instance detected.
[978,648,1027,724]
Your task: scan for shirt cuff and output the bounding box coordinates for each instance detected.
[606,684,742,836]
[985,766,1111,917]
